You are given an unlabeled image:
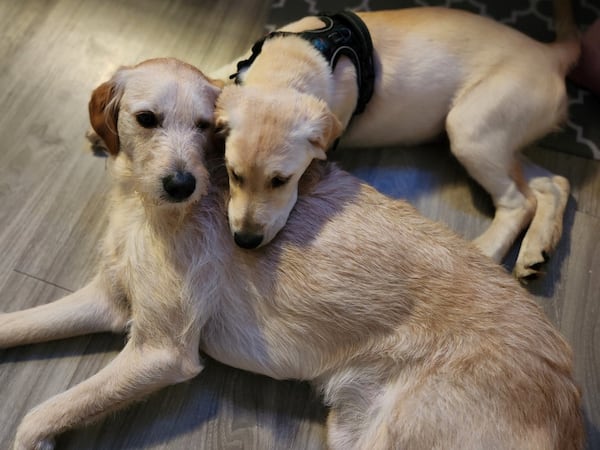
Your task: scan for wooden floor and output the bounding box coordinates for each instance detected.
[0,0,598,448]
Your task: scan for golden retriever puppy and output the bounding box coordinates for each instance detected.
[0,58,582,450]
[214,5,579,281]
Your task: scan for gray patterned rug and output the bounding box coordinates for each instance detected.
[267,0,600,159]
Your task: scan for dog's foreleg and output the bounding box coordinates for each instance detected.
[0,276,129,348]
[513,159,570,280]
[13,339,202,450]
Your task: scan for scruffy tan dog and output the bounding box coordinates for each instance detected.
[214,4,579,281]
[1,58,583,450]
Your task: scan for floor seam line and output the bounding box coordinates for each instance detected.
[13,269,74,293]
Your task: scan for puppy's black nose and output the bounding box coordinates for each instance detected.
[234,232,263,249]
[162,171,196,202]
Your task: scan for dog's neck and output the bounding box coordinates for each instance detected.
[243,37,360,130]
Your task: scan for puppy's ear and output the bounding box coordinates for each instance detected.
[88,80,121,155]
[214,85,240,138]
[306,101,343,158]
[214,114,230,139]
[214,96,231,139]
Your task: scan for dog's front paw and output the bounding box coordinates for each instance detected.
[14,419,56,450]
[13,436,55,450]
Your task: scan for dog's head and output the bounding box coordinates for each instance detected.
[215,85,342,249]
[89,58,222,207]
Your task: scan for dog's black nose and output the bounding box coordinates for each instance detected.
[234,232,263,249]
[162,171,196,202]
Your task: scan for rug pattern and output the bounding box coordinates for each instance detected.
[267,0,600,159]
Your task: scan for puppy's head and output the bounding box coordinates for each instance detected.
[89,58,222,207]
[215,85,342,249]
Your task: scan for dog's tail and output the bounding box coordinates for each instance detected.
[550,0,581,74]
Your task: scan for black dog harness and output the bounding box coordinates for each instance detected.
[230,10,375,116]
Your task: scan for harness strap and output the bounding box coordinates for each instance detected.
[230,11,375,116]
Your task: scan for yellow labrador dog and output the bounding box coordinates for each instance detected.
[1,58,583,450]
[214,5,579,281]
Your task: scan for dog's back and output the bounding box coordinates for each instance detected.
[343,7,578,148]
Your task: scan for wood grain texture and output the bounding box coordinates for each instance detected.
[0,0,598,448]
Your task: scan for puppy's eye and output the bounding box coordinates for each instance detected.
[196,120,212,131]
[136,111,158,128]
[230,170,243,185]
[270,176,290,189]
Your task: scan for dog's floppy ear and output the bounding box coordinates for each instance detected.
[214,113,230,138]
[88,79,121,156]
[214,96,231,139]
[214,85,237,139]
[305,100,343,159]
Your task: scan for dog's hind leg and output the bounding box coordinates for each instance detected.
[446,72,566,272]
[513,158,570,280]
[446,97,536,263]
[0,275,130,348]
[351,372,560,450]
[12,339,202,450]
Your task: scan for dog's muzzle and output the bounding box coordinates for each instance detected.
[162,171,196,202]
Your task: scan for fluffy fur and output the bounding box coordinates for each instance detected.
[213,5,580,281]
[0,58,583,450]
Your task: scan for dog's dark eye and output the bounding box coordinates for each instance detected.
[270,176,290,189]
[196,120,211,131]
[230,170,243,185]
[136,111,158,128]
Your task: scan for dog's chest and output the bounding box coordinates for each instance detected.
[198,270,329,381]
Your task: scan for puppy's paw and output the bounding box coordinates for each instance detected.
[514,249,550,283]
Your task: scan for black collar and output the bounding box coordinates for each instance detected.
[230,10,375,117]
